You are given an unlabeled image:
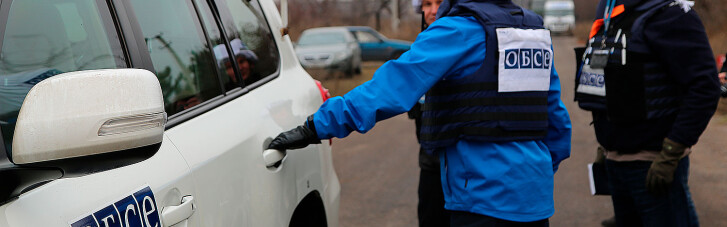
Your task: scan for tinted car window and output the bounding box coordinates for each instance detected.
[353,31,380,43]
[194,0,239,91]
[215,0,279,85]
[129,0,222,116]
[0,0,125,152]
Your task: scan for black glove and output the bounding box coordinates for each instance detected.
[267,115,321,151]
[645,138,686,195]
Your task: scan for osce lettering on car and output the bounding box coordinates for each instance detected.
[69,186,161,227]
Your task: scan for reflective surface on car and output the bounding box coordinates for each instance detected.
[194,0,237,90]
[129,0,223,116]
[214,0,280,86]
[0,0,125,152]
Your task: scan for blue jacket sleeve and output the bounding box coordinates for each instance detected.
[545,59,572,173]
[645,6,719,146]
[312,17,487,139]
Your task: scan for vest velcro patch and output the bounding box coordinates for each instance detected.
[496,28,552,92]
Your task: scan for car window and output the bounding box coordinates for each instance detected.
[128,0,223,116]
[214,0,280,86]
[353,31,380,43]
[0,0,125,153]
[298,32,347,45]
[193,0,238,91]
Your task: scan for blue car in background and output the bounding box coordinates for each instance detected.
[346,26,412,61]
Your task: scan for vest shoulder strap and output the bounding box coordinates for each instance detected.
[450,1,543,28]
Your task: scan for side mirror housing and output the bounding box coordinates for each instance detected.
[12,69,166,164]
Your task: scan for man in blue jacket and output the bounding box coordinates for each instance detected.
[575,0,718,226]
[270,0,572,225]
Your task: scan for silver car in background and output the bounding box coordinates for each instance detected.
[296,27,362,77]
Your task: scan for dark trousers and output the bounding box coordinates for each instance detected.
[418,167,450,227]
[605,157,699,227]
[450,211,549,227]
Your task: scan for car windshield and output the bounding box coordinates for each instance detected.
[0,0,125,152]
[298,32,346,46]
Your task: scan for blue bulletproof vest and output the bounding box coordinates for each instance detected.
[575,0,680,122]
[419,1,551,150]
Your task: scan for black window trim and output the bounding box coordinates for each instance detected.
[97,0,131,68]
[113,0,155,70]
[190,0,234,95]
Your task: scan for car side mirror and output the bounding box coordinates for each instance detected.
[12,69,166,165]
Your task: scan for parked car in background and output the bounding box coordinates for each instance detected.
[346,26,412,61]
[0,0,339,226]
[543,0,575,35]
[295,27,362,77]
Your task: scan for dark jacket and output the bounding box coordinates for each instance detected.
[408,103,440,172]
[590,0,719,150]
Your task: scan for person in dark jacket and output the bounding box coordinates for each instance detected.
[269,0,572,226]
[409,0,448,226]
[575,0,719,226]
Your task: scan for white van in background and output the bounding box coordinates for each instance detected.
[543,0,575,35]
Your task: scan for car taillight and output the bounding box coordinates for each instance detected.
[314,80,331,102]
[314,80,333,145]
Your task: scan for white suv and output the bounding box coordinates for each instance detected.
[0,0,339,226]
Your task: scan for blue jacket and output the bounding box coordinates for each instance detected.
[311,15,572,221]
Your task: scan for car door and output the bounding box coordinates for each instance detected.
[0,1,198,226]
[124,0,325,226]
[353,29,389,61]
[0,136,198,227]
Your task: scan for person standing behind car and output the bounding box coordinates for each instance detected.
[268,0,572,225]
[408,0,449,226]
[574,0,719,226]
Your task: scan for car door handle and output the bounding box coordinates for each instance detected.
[263,149,286,168]
[162,195,194,227]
